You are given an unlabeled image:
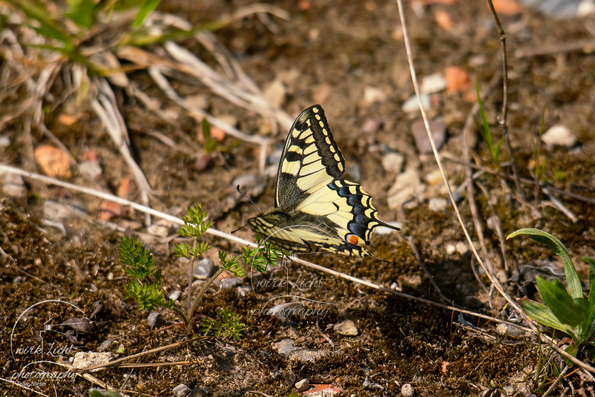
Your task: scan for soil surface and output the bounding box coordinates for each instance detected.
[1,1,595,396]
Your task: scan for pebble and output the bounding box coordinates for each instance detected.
[455,241,469,255]
[363,377,384,391]
[375,221,402,235]
[72,352,113,370]
[464,296,483,309]
[219,277,242,289]
[446,243,456,255]
[173,384,191,397]
[2,173,26,198]
[188,387,209,397]
[147,312,161,328]
[541,124,576,147]
[295,378,310,392]
[97,340,112,352]
[79,160,102,180]
[147,221,171,237]
[169,290,181,301]
[273,339,328,363]
[402,383,415,397]
[334,320,358,336]
[264,79,286,108]
[445,66,470,93]
[362,118,381,135]
[381,152,404,174]
[194,154,212,170]
[411,119,446,154]
[421,73,447,94]
[402,94,431,112]
[346,165,361,182]
[0,135,11,148]
[193,258,214,280]
[184,94,208,110]
[425,169,443,186]
[429,198,447,212]
[363,86,386,104]
[496,323,509,336]
[45,199,86,221]
[237,286,252,297]
[387,169,426,210]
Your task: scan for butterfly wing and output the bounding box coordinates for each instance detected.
[249,104,399,259]
[275,105,345,208]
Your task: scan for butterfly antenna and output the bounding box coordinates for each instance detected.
[237,185,262,216]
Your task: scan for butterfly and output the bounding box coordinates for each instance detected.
[248,104,399,259]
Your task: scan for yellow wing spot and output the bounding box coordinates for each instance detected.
[322,128,328,136]
[362,196,370,206]
[335,180,343,187]
[319,121,324,128]
[305,135,315,144]
[337,163,344,172]
[329,145,336,153]
[313,107,319,113]
[348,235,359,245]
[325,137,331,145]
[364,208,374,218]
[349,186,358,195]
[291,128,301,138]
[315,115,321,120]
[304,144,317,155]
[334,154,341,162]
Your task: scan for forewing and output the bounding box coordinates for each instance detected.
[275,105,345,208]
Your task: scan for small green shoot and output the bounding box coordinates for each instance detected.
[507,228,595,363]
[119,204,285,339]
[476,79,505,169]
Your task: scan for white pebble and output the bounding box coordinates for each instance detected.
[541,125,576,147]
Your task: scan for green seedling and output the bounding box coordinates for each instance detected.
[476,79,505,169]
[120,204,286,338]
[507,228,595,363]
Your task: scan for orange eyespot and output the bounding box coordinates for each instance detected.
[348,235,359,245]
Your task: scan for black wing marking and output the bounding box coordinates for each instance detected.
[275,105,345,208]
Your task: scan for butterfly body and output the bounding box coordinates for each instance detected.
[248,105,399,258]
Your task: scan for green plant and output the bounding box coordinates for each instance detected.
[507,228,595,362]
[476,79,505,169]
[119,204,285,338]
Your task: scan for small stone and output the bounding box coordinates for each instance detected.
[219,277,242,289]
[147,312,161,328]
[273,339,328,362]
[334,320,358,336]
[402,94,431,112]
[0,136,10,148]
[421,73,447,94]
[98,202,126,222]
[429,198,447,212]
[496,323,508,336]
[185,94,208,109]
[79,160,102,180]
[363,86,386,105]
[72,352,113,371]
[194,154,212,171]
[455,241,469,255]
[13,276,26,284]
[218,114,237,128]
[264,79,286,108]
[362,118,381,135]
[188,387,209,397]
[346,165,361,182]
[468,54,487,67]
[381,152,405,174]
[97,340,112,352]
[2,173,26,198]
[387,169,426,210]
[34,145,71,178]
[425,170,443,186]
[363,377,384,391]
[193,258,214,280]
[375,222,402,235]
[464,296,483,309]
[411,119,446,154]
[446,243,456,255]
[173,384,191,397]
[148,220,171,237]
[169,290,181,301]
[295,378,310,392]
[445,66,470,93]
[45,199,86,221]
[237,286,252,297]
[402,383,415,397]
[541,125,576,147]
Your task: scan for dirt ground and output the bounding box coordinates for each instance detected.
[2,0,595,396]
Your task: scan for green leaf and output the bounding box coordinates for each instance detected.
[522,300,572,335]
[202,118,211,140]
[204,138,217,153]
[132,0,161,30]
[507,228,582,299]
[65,0,97,28]
[536,277,586,327]
[564,344,578,367]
